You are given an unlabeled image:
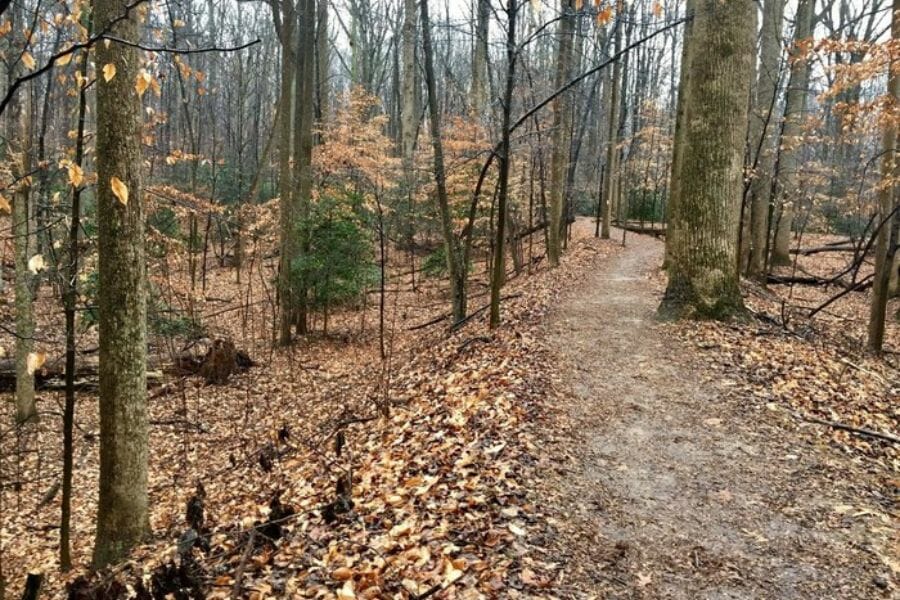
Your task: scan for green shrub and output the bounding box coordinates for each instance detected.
[291,199,377,316]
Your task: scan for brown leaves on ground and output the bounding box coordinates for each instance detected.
[667,234,898,467]
[0,225,620,598]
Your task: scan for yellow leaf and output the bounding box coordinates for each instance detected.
[652,1,663,17]
[0,194,9,214]
[102,62,116,82]
[67,163,84,187]
[26,352,47,375]
[0,20,11,36]
[441,557,464,586]
[335,580,355,599]
[21,51,36,70]
[173,18,186,28]
[110,176,129,206]
[28,254,45,274]
[55,51,73,66]
[135,70,152,97]
[574,0,584,10]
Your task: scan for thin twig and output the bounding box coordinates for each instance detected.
[791,411,900,445]
[98,36,261,54]
[231,530,257,599]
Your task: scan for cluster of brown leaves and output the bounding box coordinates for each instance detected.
[0,218,620,599]
[665,236,898,469]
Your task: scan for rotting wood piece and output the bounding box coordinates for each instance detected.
[0,337,253,390]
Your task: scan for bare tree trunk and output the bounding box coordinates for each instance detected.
[889,251,899,297]
[602,7,623,240]
[9,76,36,425]
[471,0,490,115]
[276,1,297,344]
[401,0,418,258]
[547,0,575,266]
[92,0,150,567]
[316,0,330,123]
[771,0,813,266]
[490,0,517,328]
[60,41,90,572]
[867,0,899,352]
[292,0,316,336]
[660,0,755,319]
[664,0,696,269]
[421,0,466,320]
[747,0,785,279]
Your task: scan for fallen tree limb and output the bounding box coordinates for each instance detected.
[767,274,830,286]
[406,311,452,331]
[450,294,523,332]
[790,243,856,255]
[793,411,900,445]
[408,294,525,332]
[613,221,667,236]
[808,274,874,317]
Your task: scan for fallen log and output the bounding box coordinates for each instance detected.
[766,274,829,286]
[0,357,164,392]
[790,243,856,255]
[613,221,667,237]
[0,338,254,391]
[513,216,575,241]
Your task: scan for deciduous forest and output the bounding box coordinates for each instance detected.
[0,0,897,597]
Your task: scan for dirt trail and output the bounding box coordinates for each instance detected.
[543,232,892,599]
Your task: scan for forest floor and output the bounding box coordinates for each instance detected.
[0,219,897,599]
[537,228,898,599]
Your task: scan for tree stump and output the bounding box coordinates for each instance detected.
[199,339,238,384]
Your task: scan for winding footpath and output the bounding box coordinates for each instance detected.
[543,232,893,599]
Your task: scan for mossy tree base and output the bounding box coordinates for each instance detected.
[658,272,746,321]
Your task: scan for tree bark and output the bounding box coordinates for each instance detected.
[401,0,418,255]
[660,0,755,319]
[316,0,330,123]
[292,0,316,336]
[421,0,466,320]
[602,6,623,240]
[489,0,517,328]
[664,0,696,269]
[471,0,489,115]
[547,0,575,266]
[747,0,785,279]
[9,66,36,425]
[276,0,297,344]
[771,0,814,266]
[866,0,899,352]
[92,0,150,568]
[60,37,90,572]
